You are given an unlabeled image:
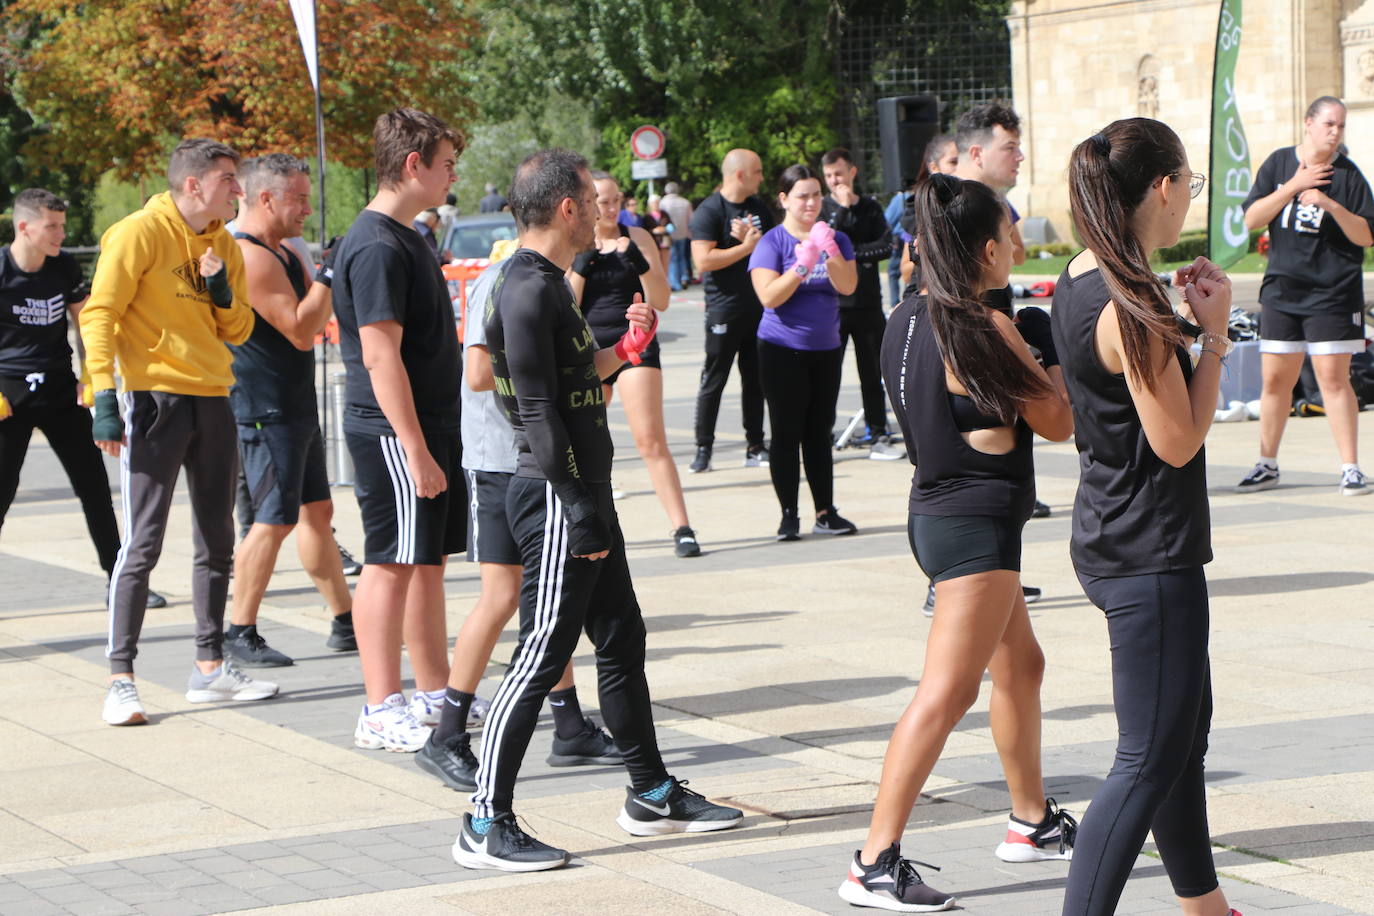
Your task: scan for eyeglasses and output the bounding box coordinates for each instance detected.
[1173,172,1207,199]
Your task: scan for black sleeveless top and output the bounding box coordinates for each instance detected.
[572,227,660,359]
[228,233,317,424]
[1050,266,1212,576]
[880,294,1035,519]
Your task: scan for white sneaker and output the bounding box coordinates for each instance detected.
[185,660,279,703]
[408,690,443,726]
[102,678,147,726]
[468,695,491,729]
[356,694,430,752]
[1340,467,1370,497]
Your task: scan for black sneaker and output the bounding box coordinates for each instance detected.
[995,798,1078,862]
[837,843,954,912]
[451,812,569,872]
[1340,467,1369,497]
[337,543,362,576]
[1236,462,1279,493]
[615,778,742,836]
[1022,585,1042,605]
[1031,499,1051,518]
[146,590,168,609]
[415,730,478,791]
[547,716,623,767]
[813,507,858,536]
[777,508,801,542]
[223,627,294,667]
[744,443,770,467]
[688,446,712,473]
[327,614,357,652]
[672,526,702,558]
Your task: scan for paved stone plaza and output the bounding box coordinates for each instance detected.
[1,279,1372,915]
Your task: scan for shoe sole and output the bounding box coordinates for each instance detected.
[615,809,742,836]
[546,752,623,767]
[1340,486,1370,497]
[812,527,857,536]
[837,878,955,912]
[688,466,711,474]
[744,459,769,467]
[869,453,904,461]
[777,532,801,542]
[414,751,477,791]
[675,548,702,558]
[326,639,358,652]
[1235,479,1278,493]
[223,653,294,668]
[451,839,569,872]
[103,710,147,726]
[185,688,278,703]
[354,733,425,753]
[995,841,1072,862]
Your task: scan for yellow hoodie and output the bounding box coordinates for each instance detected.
[80,191,254,396]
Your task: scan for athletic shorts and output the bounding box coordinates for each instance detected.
[602,341,662,387]
[908,513,1024,583]
[237,421,330,526]
[465,469,521,565]
[347,428,467,566]
[1260,306,1366,355]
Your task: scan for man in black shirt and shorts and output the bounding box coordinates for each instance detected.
[688,148,775,472]
[333,109,467,753]
[452,148,741,872]
[1239,97,1373,496]
[224,154,356,668]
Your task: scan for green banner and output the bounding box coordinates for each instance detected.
[1209,0,1251,269]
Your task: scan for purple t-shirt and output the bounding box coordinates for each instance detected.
[748,224,855,351]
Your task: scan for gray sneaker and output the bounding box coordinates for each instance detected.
[868,435,906,461]
[186,660,279,703]
[1340,467,1369,496]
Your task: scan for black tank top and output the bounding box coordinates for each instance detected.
[228,233,317,424]
[572,227,660,358]
[880,294,1035,519]
[1050,266,1212,576]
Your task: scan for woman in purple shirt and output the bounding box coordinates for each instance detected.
[749,164,859,540]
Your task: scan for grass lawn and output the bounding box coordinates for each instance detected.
[1011,251,1271,276]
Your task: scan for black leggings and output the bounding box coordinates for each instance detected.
[0,398,120,574]
[1062,566,1218,915]
[757,339,842,514]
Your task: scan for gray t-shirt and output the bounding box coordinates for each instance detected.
[461,262,517,473]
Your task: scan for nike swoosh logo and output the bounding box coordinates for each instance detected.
[632,797,672,816]
[466,832,489,855]
[549,700,566,707]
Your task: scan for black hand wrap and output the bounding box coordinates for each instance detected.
[205,265,233,308]
[620,242,651,275]
[571,250,599,278]
[91,390,124,442]
[564,497,611,557]
[314,241,337,288]
[1015,306,1058,368]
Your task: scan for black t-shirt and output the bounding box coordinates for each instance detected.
[485,248,613,510]
[228,233,317,424]
[1050,267,1211,577]
[689,191,775,317]
[571,227,658,358]
[1245,147,1374,316]
[0,246,84,381]
[820,194,891,310]
[332,210,460,436]
[881,295,1034,519]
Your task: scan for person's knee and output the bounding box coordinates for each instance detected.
[1314,362,1354,392]
[634,432,671,460]
[299,499,334,529]
[916,679,982,730]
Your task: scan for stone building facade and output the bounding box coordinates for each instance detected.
[1006,0,1374,243]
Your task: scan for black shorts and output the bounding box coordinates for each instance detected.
[465,469,521,565]
[237,421,331,526]
[602,341,662,386]
[1260,306,1366,355]
[908,513,1024,583]
[347,428,467,565]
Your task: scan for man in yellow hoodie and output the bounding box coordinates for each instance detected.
[80,138,279,726]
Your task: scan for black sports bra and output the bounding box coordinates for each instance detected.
[948,392,1003,432]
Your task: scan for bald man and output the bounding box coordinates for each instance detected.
[687,149,774,472]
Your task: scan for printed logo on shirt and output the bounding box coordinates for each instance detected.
[11,293,65,326]
[710,323,729,335]
[1281,198,1326,235]
[173,260,209,296]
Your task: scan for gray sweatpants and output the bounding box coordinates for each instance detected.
[106,392,239,674]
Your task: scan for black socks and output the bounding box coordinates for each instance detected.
[548,686,585,739]
[434,687,473,743]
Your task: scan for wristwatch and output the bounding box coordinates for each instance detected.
[793,263,810,277]
[1199,331,1233,357]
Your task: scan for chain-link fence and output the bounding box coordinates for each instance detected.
[834,11,1013,189]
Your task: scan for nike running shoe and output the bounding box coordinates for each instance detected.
[744,443,770,467]
[185,660,279,703]
[869,435,906,461]
[415,730,478,791]
[547,716,623,767]
[1236,462,1279,493]
[615,778,743,836]
[1022,586,1042,605]
[451,812,569,872]
[837,843,954,912]
[327,614,357,652]
[407,689,443,726]
[689,446,712,473]
[777,508,801,542]
[813,507,858,536]
[1340,467,1369,496]
[223,626,294,668]
[102,678,147,726]
[354,694,430,752]
[995,798,1077,862]
[673,526,702,558]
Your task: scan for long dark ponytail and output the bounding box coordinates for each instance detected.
[912,173,1051,425]
[1068,118,1186,389]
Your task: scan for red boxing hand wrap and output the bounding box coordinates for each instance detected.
[614,309,660,365]
[809,220,841,259]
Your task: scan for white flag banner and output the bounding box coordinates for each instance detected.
[287,0,319,91]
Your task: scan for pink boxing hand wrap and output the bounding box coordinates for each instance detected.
[809,220,841,259]
[614,309,660,365]
[793,240,821,273]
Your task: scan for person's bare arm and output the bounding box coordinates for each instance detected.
[692,227,760,273]
[1010,220,1027,266]
[465,343,495,391]
[751,266,805,310]
[628,226,670,309]
[824,255,858,296]
[988,310,1072,440]
[1244,158,1331,230]
[1302,189,1374,246]
[237,241,332,350]
[359,320,445,497]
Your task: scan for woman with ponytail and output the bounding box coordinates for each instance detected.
[1053,118,1238,916]
[838,173,1075,913]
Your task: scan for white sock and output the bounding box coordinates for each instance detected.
[1258,456,1278,469]
[423,688,447,702]
[1341,463,1359,474]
